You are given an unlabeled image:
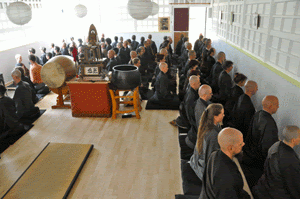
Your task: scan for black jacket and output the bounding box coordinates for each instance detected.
[200,150,251,199]
[131,40,139,51]
[232,94,256,139]
[210,61,223,93]
[225,85,244,114]
[111,41,118,49]
[243,110,279,170]
[253,141,300,199]
[175,39,184,56]
[40,53,47,66]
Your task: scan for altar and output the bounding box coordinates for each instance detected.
[67,80,111,117]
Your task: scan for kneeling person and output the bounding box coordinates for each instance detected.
[29,54,49,94]
[12,69,40,120]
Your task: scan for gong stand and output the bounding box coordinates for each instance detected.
[52,87,71,109]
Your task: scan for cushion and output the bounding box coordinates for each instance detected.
[175,194,199,199]
[179,135,194,161]
[181,159,202,195]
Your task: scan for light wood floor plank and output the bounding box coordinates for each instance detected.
[0,92,182,198]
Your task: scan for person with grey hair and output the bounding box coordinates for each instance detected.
[0,85,24,140]
[253,125,300,199]
[200,127,251,198]
[11,69,40,120]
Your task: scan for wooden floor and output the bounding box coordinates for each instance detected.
[0,92,182,198]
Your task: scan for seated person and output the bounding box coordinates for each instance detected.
[54,46,62,56]
[189,103,223,180]
[46,52,53,63]
[15,54,29,77]
[15,67,38,104]
[128,51,137,65]
[217,60,234,105]
[183,76,201,148]
[182,59,200,91]
[0,85,24,139]
[137,48,147,75]
[200,128,251,198]
[40,47,47,66]
[28,48,41,65]
[242,95,279,188]
[149,63,179,107]
[253,126,300,199]
[194,85,213,129]
[29,55,49,94]
[105,38,112,51]
[201,47,216,80]
[118,41,131,64]
[106,50,118,72]
[11,69,40,120]
[232,80,258,139]
[209,51,226,94]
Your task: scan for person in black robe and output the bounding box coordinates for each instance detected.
[136,48,147,76]
[111,36,118,49]
[11,69,40,120]
[232,80,258,139]
[194,34,203,55]
[201,48,216,80]
[131,35,139,51]
[217,60,234,105]
[253,125,300,199]
[60,43,69,55]
[15,54,30,77]
[159,36,168,50]
[242,95,279,188]
[54,46,62,56]
[183,76,201,147]
[106,50,118,72]
[39,47,47,66]
[129,51,137,65]
[28,48,41,65]
[148,34,157,55]
[175,34,185,56]
[200,128,251,199]
[224,73,247,118]
[0,85,24,140]
[209,51,226,94]
[180,37,189,56]
[137,37,145,48]
[50,43,56,57]
[105,38,112,51]
[118,41,131,64]
[149,63,179,108]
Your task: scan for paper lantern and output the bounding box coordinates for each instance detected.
[6,2,32,25]
[127,0,153,20]
[150,2,159,16]
[74,4,87,18]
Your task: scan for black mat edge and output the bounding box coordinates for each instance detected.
[1,142,51,199]
[63,144,94,199]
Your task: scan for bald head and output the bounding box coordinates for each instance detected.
[130,51,137,59]
[159,62,168,73]
[218,128,244,158]
[160,48,168,56]
[262,95,279,114]
[245,80,258,95]
[108,50,115,59]
[198,85,212,101]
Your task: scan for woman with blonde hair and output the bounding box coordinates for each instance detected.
[190,103,224,181]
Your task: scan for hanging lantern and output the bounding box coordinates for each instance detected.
[150,2,159,16]
[74,4,87,18]
[6,2,32,26]
[127,0,153,20]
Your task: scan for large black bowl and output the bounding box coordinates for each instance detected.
[112,65,141,90]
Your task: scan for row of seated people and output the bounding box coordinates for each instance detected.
[172,35,300,198]
[0,68,40,146]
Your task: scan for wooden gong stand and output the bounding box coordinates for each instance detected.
[50,85,71,109]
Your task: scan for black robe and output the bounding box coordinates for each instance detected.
[40,53,47,66]
[225,85,244,115]
[111,41,118,49]
[209,61,223,93]
[232,94,255,139]
[131,40,139,51]
[118,47,131,64]
[175,39,184,56]
[243,110,279,169]
[218,70,233,104]
[106,58,118,72]
[152,71,172,101]
[253,141,300,199]
[184,87,199,147]
[0,96,20,131]
[200,150,251,199]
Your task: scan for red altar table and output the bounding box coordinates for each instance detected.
[67,80,112,117]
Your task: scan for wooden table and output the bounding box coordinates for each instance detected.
[67,80,112,117]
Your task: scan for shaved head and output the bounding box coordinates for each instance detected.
[160,48,167,55]
[159,62,168,70]
[245,80,258,94]
[262,95,278,108]
[218,128,242,148]
[198,85,212,101]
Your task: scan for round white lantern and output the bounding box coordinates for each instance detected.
[150,2,159,16]
[74,4,87,18]
[127,0,153,20]
[6,2,32,25]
